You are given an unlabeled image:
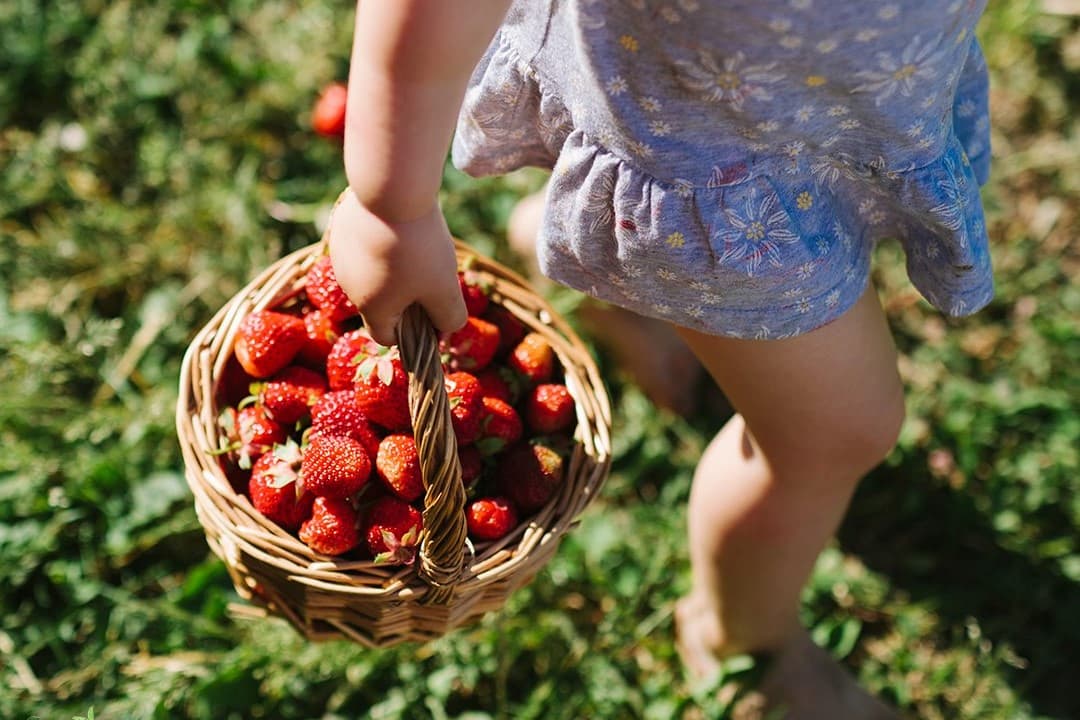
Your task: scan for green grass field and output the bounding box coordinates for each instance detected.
[2,1,1078,718]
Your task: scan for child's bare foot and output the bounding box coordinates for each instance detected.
[507,188,705,415]
[676,597,903,719]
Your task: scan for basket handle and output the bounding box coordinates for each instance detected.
[396,303,467,604]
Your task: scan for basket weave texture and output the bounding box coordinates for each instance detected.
[176,240,612,647]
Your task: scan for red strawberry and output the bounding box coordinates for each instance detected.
[476,396,523,456]
[305,255,358,322]
[444,371,484,445]
[300,496,360,556]
[354,353,412,432]
[495,442,564,512]
[219,356,256,408]
[475,366,517,405]
[508,332,555,385]
[218,405,287,469]
[364,495,423,565]
[466,497,519,541]
[311,82,348,138]
[299,434,371,499]
[309,390,383,461]
[326,329,373,391]
[441,316,500,372]
[485,305,527,356]
[248,450,314,531]
[234,310,307,378]
[458,444,484,492]
[458,270,490,317]
[299,306,344,366]
[375,434,423,502]
[257,365,327,425]
[525,383,576,434]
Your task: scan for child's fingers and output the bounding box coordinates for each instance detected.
[362,310,403,348]
[420,277,469,338]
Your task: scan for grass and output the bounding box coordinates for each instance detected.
[1,1,1078,718]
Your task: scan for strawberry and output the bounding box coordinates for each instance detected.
[375,434,423,502]
[495,442,564,513]
[311,82,348,138]
[248,450,314,531]
[326,329,373,391]
[458,270,490,317]
[508,332,555,385]
[299,434,371,499]
[485,305,527,356]
[476,396,523,456]
[441,316,500,372]
[466,497,519,541]
[219,356,256,408]
[354,352,412,432]
[305,255,358,323]
[298,306,344,366]
[218,405,287,469]
[234,310,307,378]
[309,390,383,461]
[525,383,576,434]
[257,365,327,425]
[300,496,360,556]
[444,371,484,445]
[458,444,484,493]
[364,495,423,565]
[475,366,517,405]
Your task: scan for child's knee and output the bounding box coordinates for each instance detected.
[755,385,905,481]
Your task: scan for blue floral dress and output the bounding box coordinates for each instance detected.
[452,0,993,339]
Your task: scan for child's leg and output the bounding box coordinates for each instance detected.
[673,285,904,716]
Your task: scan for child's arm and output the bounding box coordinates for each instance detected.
[328,0,510,346]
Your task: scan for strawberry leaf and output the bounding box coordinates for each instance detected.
[376,358,393,386]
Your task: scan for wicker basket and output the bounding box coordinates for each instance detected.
[175,237,612,647]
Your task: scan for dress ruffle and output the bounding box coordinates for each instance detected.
[453,29,994,339]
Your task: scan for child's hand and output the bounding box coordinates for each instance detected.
[327,189,467,346]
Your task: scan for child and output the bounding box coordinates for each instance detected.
[328,1,992,717]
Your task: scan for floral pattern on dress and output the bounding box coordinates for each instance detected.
[453,0,993,339]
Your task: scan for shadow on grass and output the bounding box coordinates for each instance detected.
[839,459,1080,720]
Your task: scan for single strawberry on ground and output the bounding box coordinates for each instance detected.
[234,310,307,379]
[311,82,348,138]
[300,496,360,556]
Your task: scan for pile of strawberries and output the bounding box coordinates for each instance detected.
[215,255,577,566]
